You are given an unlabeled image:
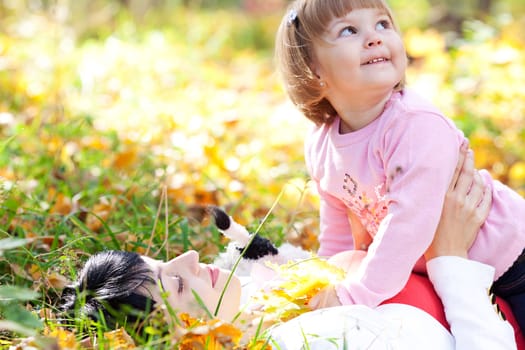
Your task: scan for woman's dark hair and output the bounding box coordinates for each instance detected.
[58,250,156,328]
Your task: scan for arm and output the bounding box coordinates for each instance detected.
[316,187,355,256]
[426,147,516,350]
[335,113,461,306]
[428,258,516,350]
[304,132,354,257]
[310,113,462,309]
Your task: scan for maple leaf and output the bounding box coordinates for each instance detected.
[248,258,345,322]
[104,327,136,349]
[44,327,79,349]
[178,313,242,349]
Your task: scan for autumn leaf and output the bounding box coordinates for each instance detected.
[247,258,345,322]
[45,272,69,290]
[49,193,73,215]
[178,313,242,349]
[103,327,136,349]
[404,28,446,58]
[86,197,115,232]
[113,148,138,170]
[44,327,79,349]
[27,264,41,281]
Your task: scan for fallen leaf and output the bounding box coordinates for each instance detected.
[104,327,136,349]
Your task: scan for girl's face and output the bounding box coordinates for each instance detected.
[312,7,406,104]
[142,251,241,321]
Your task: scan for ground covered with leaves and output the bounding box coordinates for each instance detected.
[1,1,524,349]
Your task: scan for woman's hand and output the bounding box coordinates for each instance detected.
[425,143,492,260]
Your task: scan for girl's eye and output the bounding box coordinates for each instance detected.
[340,26,357,37]
[376,19,391,30]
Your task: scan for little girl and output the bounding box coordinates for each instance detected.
[275,0,525,331]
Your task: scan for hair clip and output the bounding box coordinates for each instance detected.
[287,9,298,27]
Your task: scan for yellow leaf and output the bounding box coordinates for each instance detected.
[104,327,136,349]
[46,272,69,290]
[49,193,72,215]
[45,327,79,349]
[86,197,114,232]
[509,162,525,187]
[178,313,242,349]
[28,264,41,281]
[0,168,15,180]
[404,28,445,58]
[248,258,345,322]
[113,149,138,170]
[246,340,273,350]
[81,135,110,151]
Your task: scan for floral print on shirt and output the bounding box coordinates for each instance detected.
[342,173,391,235]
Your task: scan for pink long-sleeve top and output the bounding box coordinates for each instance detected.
[305,89,525,307]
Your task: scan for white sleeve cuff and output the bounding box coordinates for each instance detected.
[427,256,494,292]
[427,256,516,350]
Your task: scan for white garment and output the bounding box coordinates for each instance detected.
[269,304,452,349]
[269,256,516,350]
[428,256,516,350]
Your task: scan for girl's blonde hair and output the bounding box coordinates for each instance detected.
[275,0,405,125]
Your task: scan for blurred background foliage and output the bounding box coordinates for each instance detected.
[0,0,524,346]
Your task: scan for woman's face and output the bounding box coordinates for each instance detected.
[142,250,241,321]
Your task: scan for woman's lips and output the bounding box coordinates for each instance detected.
[208,266,219,287]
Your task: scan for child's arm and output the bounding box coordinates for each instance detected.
[304,129,355,257]
[336,111,463,307]
[316,186,355,256]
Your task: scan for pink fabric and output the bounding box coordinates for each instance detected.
[306,89,525,307]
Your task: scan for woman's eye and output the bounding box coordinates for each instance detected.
[340,26,357,37]
[173,275,184,294]
[376,20,390,30]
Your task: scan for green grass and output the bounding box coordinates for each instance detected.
[1,1,525,348]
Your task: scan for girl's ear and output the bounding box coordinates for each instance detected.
[309,56,325,86]
[309,59,321,80]
[310,62,327,90]
[307,48,319,77]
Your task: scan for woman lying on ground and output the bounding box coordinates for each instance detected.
[58,146,522,349]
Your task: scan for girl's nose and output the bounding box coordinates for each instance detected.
[364,29,382,47]
[366,37,382,47]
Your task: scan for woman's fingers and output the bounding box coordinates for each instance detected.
[425,147,488,260]
[475,184,493,228]
[464,170,484,208]
[449,141,469,192]
[454,150,476,198]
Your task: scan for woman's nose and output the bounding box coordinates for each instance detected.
[164,250,200,274]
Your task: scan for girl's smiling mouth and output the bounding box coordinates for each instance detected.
[364,57,389,65]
